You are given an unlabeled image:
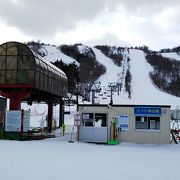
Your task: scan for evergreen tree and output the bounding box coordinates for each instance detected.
[125,69,132,98]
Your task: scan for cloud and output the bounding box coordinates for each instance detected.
[55,20,107,44]
[154,6,180,33]
[0,0,180,49]
[0,0,109,37]
[84,33,130,47]
[0,22,32,44]
[0,0,179,36]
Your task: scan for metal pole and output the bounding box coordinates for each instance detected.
[76,94,79,111]
[59,102,64,128]
[92,90,95,104]
[47,102,53,133]
[110,86,113,105]
[117,85,120,95]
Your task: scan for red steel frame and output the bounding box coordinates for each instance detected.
[0,84,55,133]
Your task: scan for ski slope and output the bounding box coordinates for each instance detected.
[161,52,180,61]
[129,50,180,108]
[92,48,123,85]
[42,45,79,65]
[93,48,180,109]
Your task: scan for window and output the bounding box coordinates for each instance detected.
[95,113,107,127]
[0,56,6,69]
[6,56,17,69]
[82,113,107,127]
[0,70,5,83]
[6,70,17,84]
[82,113,93,126]
[136,116,160,130]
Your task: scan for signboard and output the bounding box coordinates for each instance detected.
[134,107,161,116]
[117,115,129,131]
[74,114,81,126]
[23,110,30,132]
[82,113,89,120]
[5,111,21,132]
[5,110,30,132]
[74,119,81,126]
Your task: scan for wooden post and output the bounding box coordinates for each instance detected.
[77,126,80,141]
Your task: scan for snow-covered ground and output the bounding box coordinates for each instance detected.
[42,45,79,65]
[0,132,180,180]
[161,52,180,61]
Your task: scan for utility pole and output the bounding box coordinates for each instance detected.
[108,83,117,105]
[75,82,81,111]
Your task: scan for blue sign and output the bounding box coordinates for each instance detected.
[117,115,129,131]
[5,110,21,132]
[134,107,161,116]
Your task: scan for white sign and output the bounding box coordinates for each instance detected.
[117,115,129,131]
[74,114,81,126]
[82,113,89,120]
[74,114,81,121]
[74,119,81,126]
[5,111,21,132]
[23,110,30,132]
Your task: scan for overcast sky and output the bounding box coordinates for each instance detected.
[0,0,179,50]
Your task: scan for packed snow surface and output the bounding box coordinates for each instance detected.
[0,133,179,180]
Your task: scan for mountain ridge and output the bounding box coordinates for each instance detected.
[26,41,180,108]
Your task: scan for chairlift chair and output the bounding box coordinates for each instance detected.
[102,96,107,100]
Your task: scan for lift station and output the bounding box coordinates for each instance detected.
[0,41,68,133]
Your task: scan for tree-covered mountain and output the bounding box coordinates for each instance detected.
[146,53,180,97]
[26,41,180,98]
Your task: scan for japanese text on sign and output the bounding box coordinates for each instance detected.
[134,107,161,116]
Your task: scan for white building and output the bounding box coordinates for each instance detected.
[78,104,171,144]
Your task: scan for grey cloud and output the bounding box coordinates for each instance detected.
[84,33,129,47]
[117,0,180,15]
[0,0,180,41]
[0,0,110,37]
